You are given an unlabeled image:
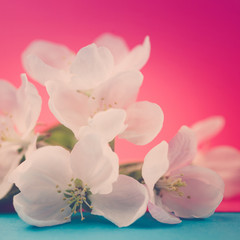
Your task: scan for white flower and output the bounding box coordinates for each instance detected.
[0,74,41,199]
[46,71,164,145]
[10,129,148,227]
[142,126,224,224]
[22,36,161,145]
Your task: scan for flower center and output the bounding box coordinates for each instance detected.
[76,90,118,117]
[0,115,19,147]
[0,114,34,153]
[154,175,186,197]
[57,178,93,221]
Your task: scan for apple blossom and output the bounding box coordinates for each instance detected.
[142,126,224,224]
[192,116,240,198]
[0,74,41,199]
[22,36,161,145]
[46,71,164,145]
[10,129,148,227]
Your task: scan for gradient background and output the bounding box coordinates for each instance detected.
[0,1,239,175]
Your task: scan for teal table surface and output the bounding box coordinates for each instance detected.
[0,212,239,240]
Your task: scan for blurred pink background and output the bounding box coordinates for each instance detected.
[0,0,240,210]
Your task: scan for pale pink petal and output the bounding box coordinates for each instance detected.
[195,146,240,198]
[168,126,197,172]
[161,165,224,219]
[142,141,169,195]
[0,80,17,114]
[46,81,92,136]
[119,101,164,145]
[22,40,74,70]
[90,175,148,227]
[92,70,143,109]
[148,200,181,224]
[81,108,127,142]
[14,193,71,227]
[70,44,114,90]
[70,130,118,195]
[22,55,70,85]
[95,33,129,64]
[13,74,42,135]
[22,40,74,85]
[115,36,150,73]
[10,146,73,226]
[24,134,38,160]
[0,146,22,199]
[191,116,225,146]
[10,146,73,203]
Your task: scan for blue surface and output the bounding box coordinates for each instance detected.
[0,212,239,240]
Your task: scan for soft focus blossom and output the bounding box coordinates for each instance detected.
[11,129,148,227]
[0,74,41,199]
[22,34,150,89]
[46,71,164,145]
[192,116,240,198]
[22,35,161,145]
[142,126,224,224]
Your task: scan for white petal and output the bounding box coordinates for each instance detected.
[13,74,42,135]
[142,141,169,195]
[22,55,70,85]
[10,146,73,226]
[168,126,197,172]
[70,130,118,194]
[119,101,164,145]
[46,81,91,136]
[148,200,181,224]
[191,116,225,146]
[22,40,74,85]
[95,33,129,64]
[115,36,150,72]
[90,175,148,227]
[14,193,71,227]
[0,146,22,199]
[81,108,127,142]
[10,146,73,203]
[161,165,224,219]
[24,134,38,160]
[70,44,114,90]
[195,146,240,198]
[92,70,143,109]
[0,80,17,114]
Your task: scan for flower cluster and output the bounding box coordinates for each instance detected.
[0,33,237,228]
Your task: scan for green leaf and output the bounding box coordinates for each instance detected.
[39,124,77,150]
[119,162,144,182]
